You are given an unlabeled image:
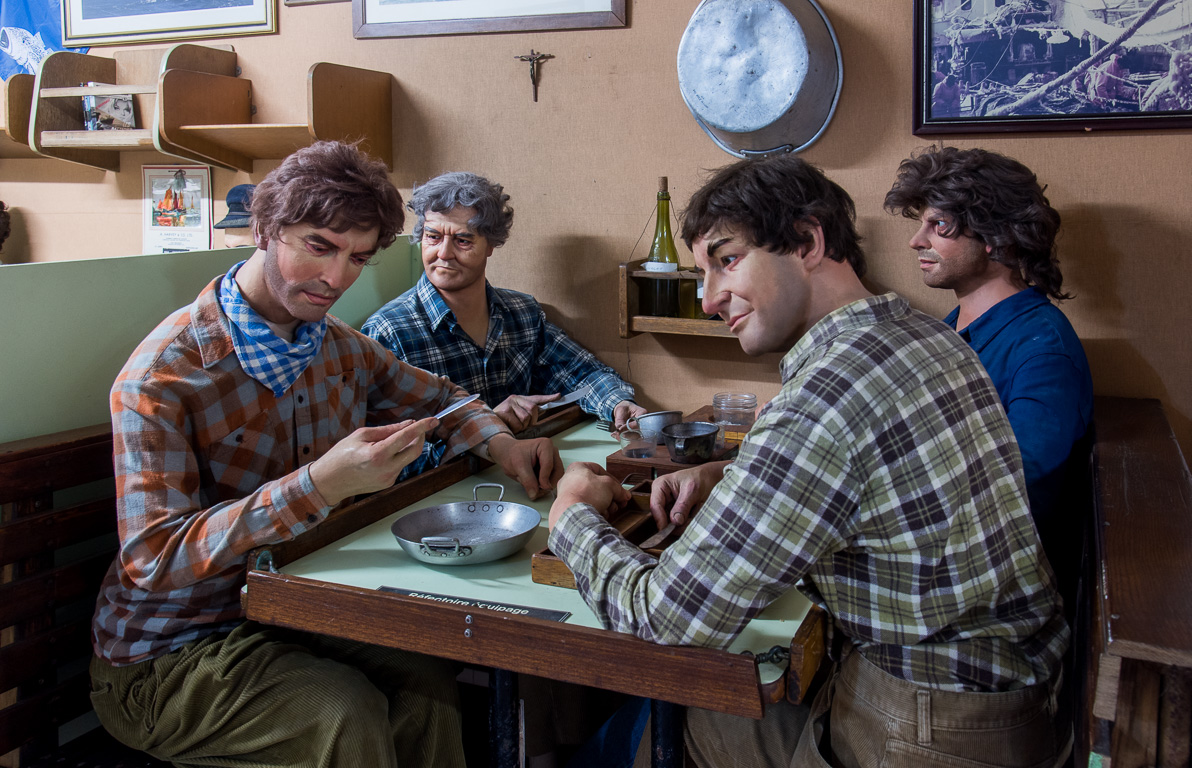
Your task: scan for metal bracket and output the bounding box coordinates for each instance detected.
[254,549,280,574]
[743,645,790,667]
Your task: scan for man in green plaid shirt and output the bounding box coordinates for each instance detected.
[547,155,1069,768]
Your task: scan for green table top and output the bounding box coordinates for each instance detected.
[282,420,811,682]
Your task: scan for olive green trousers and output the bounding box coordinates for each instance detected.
[90,621,465,768]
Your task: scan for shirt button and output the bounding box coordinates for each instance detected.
[235,435,243,443]
[297,395,305,404]
[307,514,317,524]
[342,374,349,383]
[302,446,311,455]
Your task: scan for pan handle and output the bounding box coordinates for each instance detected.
[473,483,506,502]
[420,537,473,558]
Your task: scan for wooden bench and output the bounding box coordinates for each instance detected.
[4,397,1190,768]
[1080,396,1192,768]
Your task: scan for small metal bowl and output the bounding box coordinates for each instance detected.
[630,410,683,445]
[661,421,720,464]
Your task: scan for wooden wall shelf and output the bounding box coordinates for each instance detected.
[618,260,735,339]
[1,74,37,158]
[28,47,393,173]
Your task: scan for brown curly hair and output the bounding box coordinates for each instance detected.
[680,154,866,277]
[251,141,404,250]
[884,146,1068,300]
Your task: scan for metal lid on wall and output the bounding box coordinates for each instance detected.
[677,0,843,159]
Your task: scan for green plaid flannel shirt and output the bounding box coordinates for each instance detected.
[549,293,1068,692]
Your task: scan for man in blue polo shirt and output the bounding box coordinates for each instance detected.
[885,146,1093,608]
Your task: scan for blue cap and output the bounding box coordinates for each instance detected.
[214,184,254,229]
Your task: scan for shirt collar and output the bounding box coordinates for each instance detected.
[191,275,237,368]
[415,272,504,331]
[945,288,1050,352]
[780,293,908,382]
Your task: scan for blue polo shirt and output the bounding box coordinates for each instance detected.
[946,288,1093,532]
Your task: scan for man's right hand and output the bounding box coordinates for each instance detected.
[649,460,730,529]
[494,393,561,433]
[309,417,438,506]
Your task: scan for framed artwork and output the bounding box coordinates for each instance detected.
[62,0,275,46]
[354,0,626,39]
[286,0,347,5]
[914,0,1192,135]
[143,166,213,254]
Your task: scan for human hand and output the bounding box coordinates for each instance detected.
[648,460,730,529]
[548,462,632,529]
[612,400,648,436]
[485,433,563,500]
[309,418,438,506]
[494,393,562,433]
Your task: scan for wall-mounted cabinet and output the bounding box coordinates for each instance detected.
[618,260,734,339]
[29,45,392,173]
[0,73,37,158]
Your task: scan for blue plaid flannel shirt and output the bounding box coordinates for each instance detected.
[363,274,635,474]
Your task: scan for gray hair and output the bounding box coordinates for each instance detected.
[407,172,514,248]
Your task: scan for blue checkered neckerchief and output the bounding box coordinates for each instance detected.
[218,260,328,397]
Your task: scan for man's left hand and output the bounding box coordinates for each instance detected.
[485,433,562,501]
[612,400,649,435]
[548,462,632,530]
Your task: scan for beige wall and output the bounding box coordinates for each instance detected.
[2,1,1190,453]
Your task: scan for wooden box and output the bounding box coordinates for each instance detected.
[605,405,737,482]
[531,481,682,589]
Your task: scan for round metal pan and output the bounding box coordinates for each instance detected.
[390,483,541,566]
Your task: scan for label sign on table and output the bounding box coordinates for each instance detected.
[379,586,571,623]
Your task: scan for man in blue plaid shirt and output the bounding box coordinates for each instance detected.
[364,172,646,476]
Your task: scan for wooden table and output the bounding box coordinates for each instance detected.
[243,409,823,767]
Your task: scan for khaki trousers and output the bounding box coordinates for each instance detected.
[681,650,1065,768]
[90,621,465,768]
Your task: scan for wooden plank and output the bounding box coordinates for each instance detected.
[1,74,36,155]
[629,315,735,338]
[41,84,157,97]
[0,618,91,692]
[0,427,113,505]
[0,551,113,630]
[0,423,110,463]
[245,571,767,719]
[308,62,393,168]
[1158,667,1192,768]
[40,129,154,148]
[177,123,313,159]
[787,605,826,705]
[618,263,637,339]
[0,497,116,566]
[0,674,93,758]
[157,69,254,171]
[159,43,237,77]
[1112,658,1161,768]
[30,51,120,170]
[1092,397,1192,667]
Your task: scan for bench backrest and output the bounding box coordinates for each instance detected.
[0,424,116,765]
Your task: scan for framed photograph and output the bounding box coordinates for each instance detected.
[286,0,347,5]
[354,0,626,39]
[914,0,1192,135]
[62,0,276,47]
[143,166,213,254]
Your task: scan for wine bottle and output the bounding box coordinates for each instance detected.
[642,177,680,317]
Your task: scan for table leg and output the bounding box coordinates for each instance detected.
[489,668,520,768]
[651,699,684,768]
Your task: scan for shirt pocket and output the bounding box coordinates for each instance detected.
[204,409,281,495]
[323,368,367,440]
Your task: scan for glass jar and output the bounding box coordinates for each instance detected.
[713,392,757,446]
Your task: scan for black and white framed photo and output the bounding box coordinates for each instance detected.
[354,0,625,39]
[914,0,1192,134]
[63,0,276,46]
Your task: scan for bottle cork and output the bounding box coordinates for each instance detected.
[658,176,668,193]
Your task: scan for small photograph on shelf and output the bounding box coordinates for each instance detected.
[82,84,136,130]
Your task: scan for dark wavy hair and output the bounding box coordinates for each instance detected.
[251,141,404,250]
[0,201,10,252]
[884,146,1067,299]
[679,154,866,277]
[408,172,514,248]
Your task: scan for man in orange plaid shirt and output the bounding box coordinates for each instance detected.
[89,141,561,768]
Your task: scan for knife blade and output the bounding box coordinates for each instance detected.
[639,522,676,550]
[433,393,481,421]
[539,385,592,412]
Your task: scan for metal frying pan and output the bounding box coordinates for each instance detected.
[390,483,541,566]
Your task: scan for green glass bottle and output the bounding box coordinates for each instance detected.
[642,176,680,317]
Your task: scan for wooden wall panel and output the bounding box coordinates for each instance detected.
[1,1,1189,455]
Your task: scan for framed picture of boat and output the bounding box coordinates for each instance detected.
[62,0,275,46]
[353,0,625,39]
[143,165,212,254]
[914,0,1192,134]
